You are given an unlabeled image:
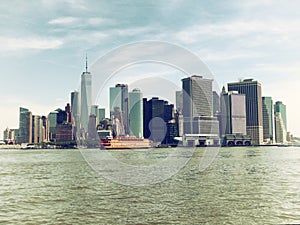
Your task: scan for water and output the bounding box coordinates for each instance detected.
[0,147,300,224]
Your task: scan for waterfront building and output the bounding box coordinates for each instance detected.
[275,112,287,143]
[262,97,274,143]
[143,97,177,144]
[220,90,246,136]
[129,88,143,138]
[274,101,287,143]
[32,115,40,143]
[181,75,219,146]
[55,123,74,142]
[55,104,74,143]
[274,101,287,130]
[227,79,263,145]
[110,84,129,135]
[16,107,32,144]
[182,75,213,134]
[80,57,92,132]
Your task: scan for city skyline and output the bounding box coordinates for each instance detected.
[1,1,300,138]
[2,72,291,146]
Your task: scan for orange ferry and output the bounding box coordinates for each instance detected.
[100,136,152,150]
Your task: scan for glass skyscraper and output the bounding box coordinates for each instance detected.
[110,84,129,135]
[129,88,143,138]
[262,96,274,143]
[228,79,263,145]
[274,101,287,143]
[80,59,92,132]
[274,101,287,130]
[16,107,32,144]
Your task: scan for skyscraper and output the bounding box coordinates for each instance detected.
[262,97,274,143]
[41,116,49,143]
[228,79,263,145]
[110,84,129,135]
[220,90,246,135]
[143,97,177,144]
[80,57,92,132]
[274,101,287,143]
[16,107,32,144]
[71,91,79,140]
[274,101,287,130]
[275,112,287,143]
[48,111,58,141]
[32,115,41,143]
[129,88,143,138]
[181,75,213,134]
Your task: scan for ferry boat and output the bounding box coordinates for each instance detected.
[100,136,152,150]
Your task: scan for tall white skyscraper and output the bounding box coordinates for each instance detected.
[80,57,92,132]
[129,88,143,138]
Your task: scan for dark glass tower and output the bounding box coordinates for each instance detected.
[262,97,274,143]
[16,107,32,144]
[227,79,263,145]
[143,97,176,144]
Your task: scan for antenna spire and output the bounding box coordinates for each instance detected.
[85,53,88,73]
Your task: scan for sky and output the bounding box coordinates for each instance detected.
[1,0,300,139]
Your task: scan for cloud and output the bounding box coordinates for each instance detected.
[48,16,115,28]
[48,16,79,25]
[0,37,63,51]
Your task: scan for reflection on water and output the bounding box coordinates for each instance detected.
[0,147,300,224]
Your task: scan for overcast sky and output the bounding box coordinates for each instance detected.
[1,0,300,139]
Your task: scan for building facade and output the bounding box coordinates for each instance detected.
[274,101,287,130]
[129,88,143,138]
[274,101,287,143]
[262,97,274,143]
[110,84,129,135]
[182,75,213,134]
[80,60,92,132]
[16,107,32,144]
[143,97,177,144]
[227,79,263,145]
[220,90,246,136]
[274,112,287,143]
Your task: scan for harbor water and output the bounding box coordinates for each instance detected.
[0,147,300,224]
